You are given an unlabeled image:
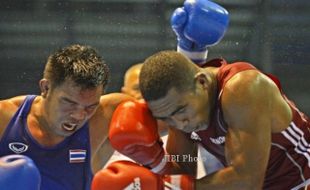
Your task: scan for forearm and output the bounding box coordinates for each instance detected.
[91,140,115,173]
[196,166,263,190]
[162,151,198,177]
[166,160,197,177]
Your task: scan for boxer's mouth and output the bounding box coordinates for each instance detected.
[62,123,78,132]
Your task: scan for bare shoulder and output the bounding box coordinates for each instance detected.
[0,95,27,118]
[0,95,27,138]
[222,70,278,107]
[221,70,274,123]
[221,69,289,130]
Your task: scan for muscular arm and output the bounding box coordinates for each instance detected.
[166,127,198,176]
[90,93,134,172]
[196,70,283,189]
[91,138,115,173]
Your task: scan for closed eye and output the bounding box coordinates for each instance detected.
[61,97,77,107]
[85,105,98,112]
[154,105,187,120]
[177,107,186,114]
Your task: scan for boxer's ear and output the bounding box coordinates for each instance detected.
[194,72,209,90]
[39,79,50,98]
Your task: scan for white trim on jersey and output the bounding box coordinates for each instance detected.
[281,122,310,167]
[291,178,310,190]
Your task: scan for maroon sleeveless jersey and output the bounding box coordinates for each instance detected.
[189,59,310,190]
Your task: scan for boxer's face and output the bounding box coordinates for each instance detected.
[42,79,102,137]
[148,87,210,133]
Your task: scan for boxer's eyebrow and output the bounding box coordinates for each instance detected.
[61,97,99,107]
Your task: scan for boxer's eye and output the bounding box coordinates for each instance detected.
[176,107,186,114]
[61,97,77,105]
[63,101,77,108]
[85,105,98,113]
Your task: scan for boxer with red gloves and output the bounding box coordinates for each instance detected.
[109,100,172,175]
[91,160,194,190]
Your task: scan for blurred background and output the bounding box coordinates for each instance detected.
[0,0,309,114]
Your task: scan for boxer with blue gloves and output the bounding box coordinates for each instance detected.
[171,0,229,65]
[0,154,41,190]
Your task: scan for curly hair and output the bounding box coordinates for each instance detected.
[139,50,198,101]
[43,44,109,90]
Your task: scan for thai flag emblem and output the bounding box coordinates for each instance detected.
[69,149,86,163]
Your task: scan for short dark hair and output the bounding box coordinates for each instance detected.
[43,44,109,90]
[139,50,197,101]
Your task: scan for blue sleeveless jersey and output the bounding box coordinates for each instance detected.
[0,95,93,190]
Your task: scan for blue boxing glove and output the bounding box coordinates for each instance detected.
[171,0,229,65]
[0,155,41,190]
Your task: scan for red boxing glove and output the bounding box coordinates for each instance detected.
[109,100,171,174]
[91,161,194,190]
